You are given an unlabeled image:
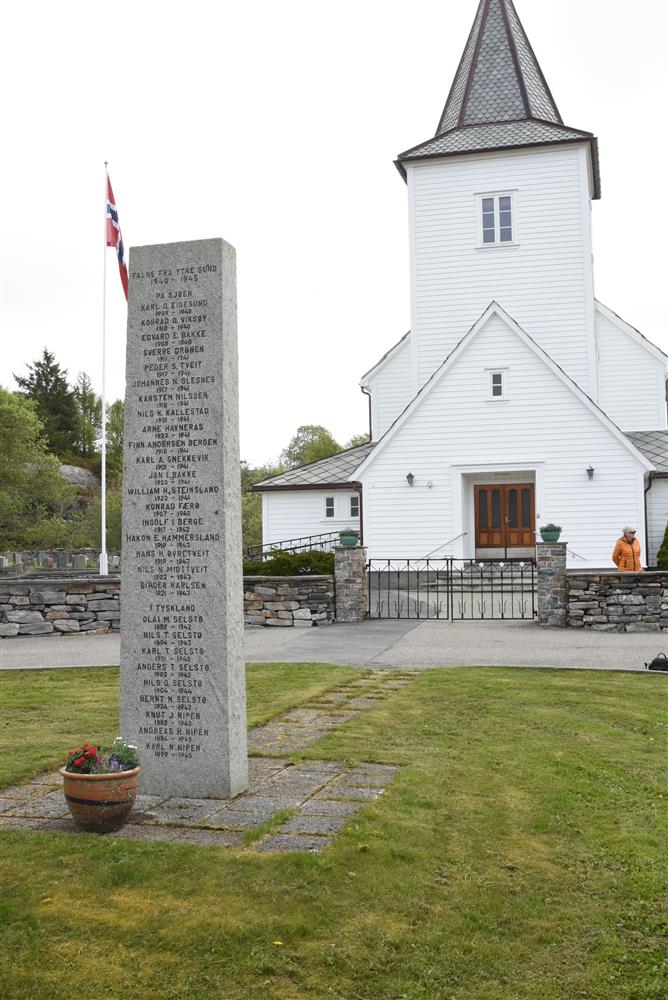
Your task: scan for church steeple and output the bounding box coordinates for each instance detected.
[397,0,600,198]
[437,0,561,132]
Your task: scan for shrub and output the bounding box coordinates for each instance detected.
[243,549,334,576]
[656,521,668,570]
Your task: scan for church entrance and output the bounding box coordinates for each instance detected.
[474,483,535,551]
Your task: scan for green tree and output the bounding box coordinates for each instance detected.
[72,372,102,459]
[656,521,668,570]
[105,399,125,482]
[0,388,72,548]
[69,489,123,550]
[280,425,341,469]
[240,460,282,554]
[14,349,79,457]
[345,432,370,449]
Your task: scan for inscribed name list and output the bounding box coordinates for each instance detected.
[120,238,247,798]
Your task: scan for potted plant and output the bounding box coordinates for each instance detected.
[539,523,562,543]
[60,738,140,834]
[339,529,360,547]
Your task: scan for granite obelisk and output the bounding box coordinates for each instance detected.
[120,238,248,798]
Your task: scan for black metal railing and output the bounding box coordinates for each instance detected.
[246,531,342,561]
[367,558,536,621]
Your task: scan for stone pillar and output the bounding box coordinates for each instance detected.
[334,546,368,622]
[536,542,567,627]
[120,238,248,799]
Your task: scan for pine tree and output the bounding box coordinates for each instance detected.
[73,372,102,458]
[14,348,79,457]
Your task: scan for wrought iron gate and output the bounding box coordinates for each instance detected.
[367,558,536,621]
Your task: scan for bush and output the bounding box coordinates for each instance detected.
[243,550,334,576]
[656,521,668,570]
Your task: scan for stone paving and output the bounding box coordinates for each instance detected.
[0,670,417,852]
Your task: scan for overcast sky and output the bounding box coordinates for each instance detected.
[1,0,666,466]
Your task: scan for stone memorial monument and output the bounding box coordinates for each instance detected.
[120,238,248,798]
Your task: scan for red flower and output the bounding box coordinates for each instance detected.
[74,757,85,767]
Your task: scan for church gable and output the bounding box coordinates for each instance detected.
[596,302,668,432]
[356,305,651,481]
[355,306,650,562]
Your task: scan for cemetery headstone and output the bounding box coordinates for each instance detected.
[120,238,248,798]
[73,554,86,571]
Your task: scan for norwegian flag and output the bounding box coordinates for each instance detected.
[106,175,129,300]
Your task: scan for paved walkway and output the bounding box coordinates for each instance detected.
[0,671,414,852]
[1,619,664,672]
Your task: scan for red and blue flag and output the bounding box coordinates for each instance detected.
[106,175,128,300]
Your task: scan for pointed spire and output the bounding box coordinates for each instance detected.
[438,0,561,134]
[396,0,600,199]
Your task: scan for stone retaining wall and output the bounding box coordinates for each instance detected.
[0,578,121,637]
[566,571,668,632]
[0,575,336,637]
[244,576,334,627]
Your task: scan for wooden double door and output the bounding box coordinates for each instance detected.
[474,483,535,549]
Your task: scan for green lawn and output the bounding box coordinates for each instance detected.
[1,665,666,1000]
[0,663,360,788]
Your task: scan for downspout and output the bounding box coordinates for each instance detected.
[352,481,364,547]
[361,385,372,441]
[644,471,655,567]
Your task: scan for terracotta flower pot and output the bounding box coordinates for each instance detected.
[60,766,140,833]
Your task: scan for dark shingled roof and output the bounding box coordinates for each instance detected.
[252,442,376,490]
[625,431,668,474]
[397,0,601,198]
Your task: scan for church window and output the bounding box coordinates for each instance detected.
[325,497,335,518]
[486,369,507,400]
[350,495,360,518]
[478,193,514,246]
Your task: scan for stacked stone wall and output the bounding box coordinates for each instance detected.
[244,576,334,627]
[566,572,668,632]
[1,575,336,637]
[334,547,368,623]
[536,542,567,627]
[0,578,121,637]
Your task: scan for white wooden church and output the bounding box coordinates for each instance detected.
[255,0,668,568]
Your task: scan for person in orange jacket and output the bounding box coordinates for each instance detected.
[612,526,643,572]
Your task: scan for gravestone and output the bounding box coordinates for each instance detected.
[73,553,86,571]
[120,238,248,798]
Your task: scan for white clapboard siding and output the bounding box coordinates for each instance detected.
[596,306,668,431]
[646,478,668,566]
[262,490,360,548]
[360,312,646,567]
[366,336,414,439]
[407,144,596,396]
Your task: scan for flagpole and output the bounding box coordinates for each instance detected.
[100,161,109,577]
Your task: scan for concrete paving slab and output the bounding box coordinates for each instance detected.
[279,814,349,836]
[255,833,331,853]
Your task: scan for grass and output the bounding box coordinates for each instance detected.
[0,662,360,788]
[1,665,666,999]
